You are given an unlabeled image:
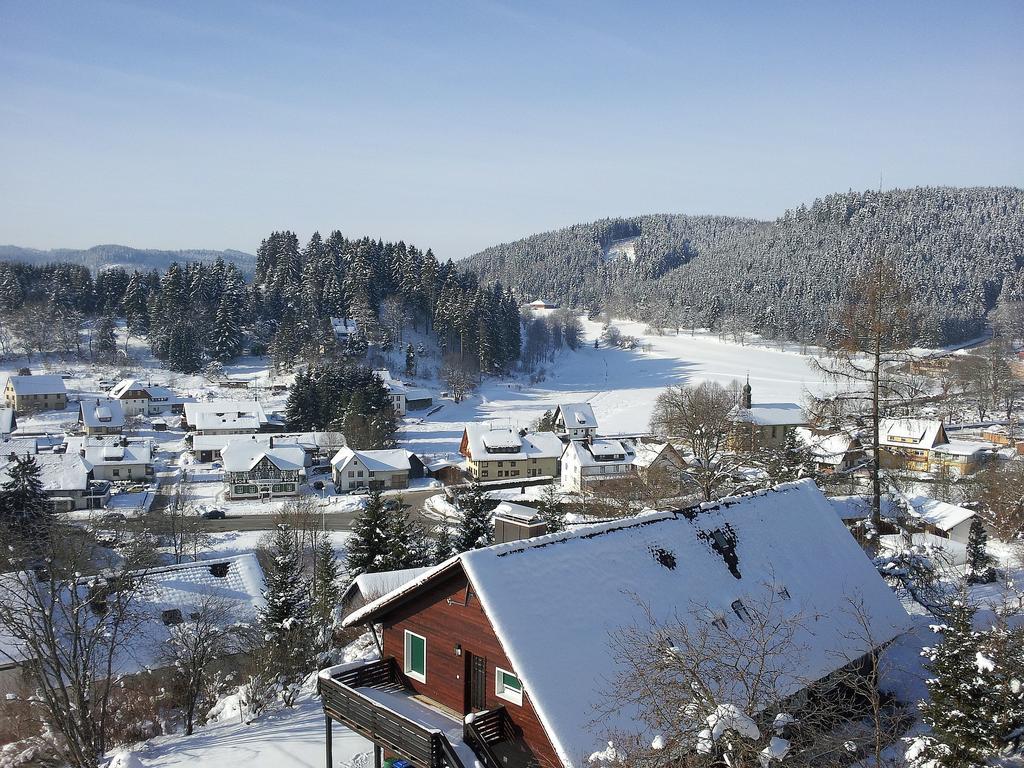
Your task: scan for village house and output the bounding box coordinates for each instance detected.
[981,425,1016,446]
[190,433,269,464]
[728,379,806,451]
[183,399,271,436]
[323,479,910,768]
[65,436,153,483]
[3,375,67,414]
[795,427,865,474]
[221,439,305,500]
[340,566,435,619]
[108,378,184,417]
[374,370,433,416]
[331,447,422,492]
[560,438,636,492]
[525,299,559,310]
[271,431,348,468]
[0,452,110,512]
[0,554,264,697]
[877,418,948,472]
[331,317,360,344]
[551,403,598,441]
[928,440,996,476]
[904,495,976,545]
[460,425,564,482]
[630,440,686,482]
[0,408,16,439]
[78,398,126,436]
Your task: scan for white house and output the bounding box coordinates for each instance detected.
[221,440,306,500]
[330,317,359,343]
[906,495,977,544]
[66,436,153,483]
[551,402,598,441]
[0,452,110,512]
[183,400,270,436]
[561,438,636,492]
[795,427,864,474]
[331,447,419,492]
[78,398,126,436]
[374,370,409,416]
[108,379,182,417]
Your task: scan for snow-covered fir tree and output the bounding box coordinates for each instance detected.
[455,483,493,552]
[259,526,311,676]
[965,517,995,584]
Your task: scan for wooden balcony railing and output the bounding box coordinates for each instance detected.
[319,658,465,768]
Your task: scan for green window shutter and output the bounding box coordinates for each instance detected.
[501,671,521,692]
[410,634,425,675]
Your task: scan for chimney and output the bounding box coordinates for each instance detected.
[493,503,548,544]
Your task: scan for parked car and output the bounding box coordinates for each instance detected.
[347,486,370,496]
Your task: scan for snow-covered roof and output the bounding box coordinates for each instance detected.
[330,317,358,334]
[493,501,542,523]
[0,453,92,492]
[373,370,408,396]
[347,480,910,767]
[79,439,151,467]
[192,433,271,453]
[732,403,806,427]
[184,400,268,431]
[405,387,432,402]
[109,378,178,401]
[0,554,265,675]
[341,566,434,612]
[4,375,66,396]
[271,432,347,452]
[630,442,672,470]
[929,440,996,457]
[565,439,635,469]
[906,496,974,532]
[221,440,305,473]
[0,408,15,434]
[330,447,412,473]
[79,398,126,429]
[795,428,858,466]
[554,402,597,430]
[463,424,564,461]
[877,418,944,450]
[0,438,37,458]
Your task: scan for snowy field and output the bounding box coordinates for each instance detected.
[400,318,832,456]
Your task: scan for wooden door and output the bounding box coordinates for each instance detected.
[466,653,486,712]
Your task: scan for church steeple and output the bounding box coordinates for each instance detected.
[740,374,752,409]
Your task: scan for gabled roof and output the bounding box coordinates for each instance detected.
[795,427,860,466]
[192,433,271,453]
[373,370,408,396]
[564,439,635,469]
[341,566,435,612]
[346,480,910,767]
[184,400,268,431]
[330,447,412,473]
[0,453,92,492]
[462,424,564,461]
[553,402,597,430]
[5,375,66,396]
[79,398,126,429]
[907,495,974,532]
[109,378,178,401]
[877,418,944,449]
[221,440,305,473]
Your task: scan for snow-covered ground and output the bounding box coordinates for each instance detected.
[401,317,830,456]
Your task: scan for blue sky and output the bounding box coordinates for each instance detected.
[1,1,1021,259]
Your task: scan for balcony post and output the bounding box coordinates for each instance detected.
[325,715,333,768]
[374,744,382,768]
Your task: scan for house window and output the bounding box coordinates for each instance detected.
[497,461,504,467]
[495,667,523,705]
[404,630,426,683]
[348,471,354,478]
[369,471,375,477]
[112,469,120,477]
[481,471,489,478]
[357,471,364,478]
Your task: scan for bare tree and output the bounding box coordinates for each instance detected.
[976,461,1024,541]
[649,381,741,502]
[442,354,476,403]
[0,525,152,767]
[808,256,921,526]
[158,495,211,564]
[160,596,243,735]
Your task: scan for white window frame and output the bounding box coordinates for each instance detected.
[404,630,427,683]
[494,666,522,705]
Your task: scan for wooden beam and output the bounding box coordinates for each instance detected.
[325,716,333,768]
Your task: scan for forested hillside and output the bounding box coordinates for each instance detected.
[0,244,255,274]
[465,187,1024,346]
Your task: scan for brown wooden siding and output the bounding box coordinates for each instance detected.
[381,568,562,768]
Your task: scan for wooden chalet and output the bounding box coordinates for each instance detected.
[321,479,911,768]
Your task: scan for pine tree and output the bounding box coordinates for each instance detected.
[534,484,566,534]
[966,517,995,584]
[405,343,417,378]
[94,313,117,362]
[260,526,311,676]
[432,523,456,564]
[0,454,48,532]
[386,508,433,569]
[167,322,203,373]
[455,483,493,552]
[918,598,999,765]
[310,535,341,656]
[345,491,393,575]
[209,290,242,362]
